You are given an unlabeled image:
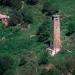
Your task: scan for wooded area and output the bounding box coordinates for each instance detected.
[0,0,75,75]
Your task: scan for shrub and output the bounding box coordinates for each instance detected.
[38,48,49,65]
[25,0,38,5]
[8,10,21,26]
[42,2,59,16]
[0,0,22,10]
[0,55,17,75]
[36,17,51,44]
[72,70,75,75]
[40,68,60,75]
[8,7,33,27]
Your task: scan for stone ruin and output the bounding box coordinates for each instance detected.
[0,12,9,26]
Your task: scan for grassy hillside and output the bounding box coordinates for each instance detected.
[0,0,75,75]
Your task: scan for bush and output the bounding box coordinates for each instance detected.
[8,10,21,26]
[0,55,17,75]
[36,17,51,44]
[18,7,33,27]
[0,0,22,10]
[10,0,22,10]
[0,0,11,6]
[72,70,75,75]
[8,7,33,27]
[40,68,60,75]
[38,48,49,65]
[25,0,39,5]
[42,2,59,16]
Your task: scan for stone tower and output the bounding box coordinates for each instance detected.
[50,15,61,56]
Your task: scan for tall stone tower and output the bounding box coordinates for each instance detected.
[50,15,61,56]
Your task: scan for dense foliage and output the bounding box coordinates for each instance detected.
[0,0,75,75]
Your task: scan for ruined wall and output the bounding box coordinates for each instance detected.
[0,13,9,26]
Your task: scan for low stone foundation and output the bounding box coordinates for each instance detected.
[47,48,60,56]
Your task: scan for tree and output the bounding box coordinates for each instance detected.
[42,1,59,16]
[0,55,17,75]
[53,53,75,75]
[24,0,39,5]
[36,17,51,45]
[40,68,60,75]
[66,17,75,35]
[8,6,33,27]
[0,0,22,10]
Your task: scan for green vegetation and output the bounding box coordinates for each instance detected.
[0,0,75,75]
